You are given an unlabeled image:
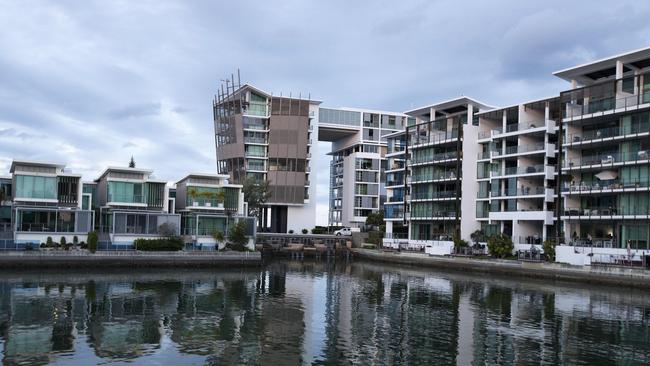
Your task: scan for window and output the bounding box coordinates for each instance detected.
[15,175,57,200]
[108,181,144,203]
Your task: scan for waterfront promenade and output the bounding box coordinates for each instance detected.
[353,248,650,289]
[0,250,261,268]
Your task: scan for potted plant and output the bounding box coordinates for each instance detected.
[215,190,226,209]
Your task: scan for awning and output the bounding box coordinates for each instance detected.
[595,170,618,180]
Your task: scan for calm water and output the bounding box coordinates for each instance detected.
[0,261,649,365]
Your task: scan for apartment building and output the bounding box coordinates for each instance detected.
[214,82,319,233]
[0,160,94,248]
[319,107,407,229]
[475,97,560,251]
[393,98,493,252]
[175,173,253,249]
[554,47,650,264]
[94,166,179,249]
[384,130,408,238]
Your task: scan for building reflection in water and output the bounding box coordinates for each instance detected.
[0,264,648,365]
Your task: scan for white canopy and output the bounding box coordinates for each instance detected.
[595,170,618,180]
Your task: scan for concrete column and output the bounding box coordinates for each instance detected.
[571,79,578,90]
[429,108,436,122]
[616,60,624,93]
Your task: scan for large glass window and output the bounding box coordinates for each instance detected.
[15,175,57,200]
[108,181,144,203]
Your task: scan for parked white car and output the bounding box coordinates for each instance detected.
[334,227,352,236]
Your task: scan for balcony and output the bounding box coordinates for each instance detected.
[108,194,145,204]
[386,180,404,187]
[564,123,650,146]
[387,195,404,203]
[243,122,268,130]
[411,191,456,200]
[562,177,650,194]
[493,120,554,137]
[411,130,459,146]
[410,211,458,220]
[562,206,650,218]
[494,143,546,157]
[187,198,225,210]
[245,152,267,158]
[242,102,268,117]
[492,164,545,177]
[564,150,650,169]
[244,136,268,144]
[563,94,649,120]
[411,171,458,183]
[410,151,458,165]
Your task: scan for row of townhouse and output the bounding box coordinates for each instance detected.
[0,160,254,250]
[384,46,650,265]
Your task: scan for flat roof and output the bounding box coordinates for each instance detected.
[404,96,496,116]
[96,166,153,180]
[9,159,65,173]
[475,95,558,116]
[176,172,230,185]
[553,46,650,85]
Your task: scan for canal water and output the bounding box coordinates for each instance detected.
[0,261,648,365]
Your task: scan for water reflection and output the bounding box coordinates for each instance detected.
[0,262,648,365]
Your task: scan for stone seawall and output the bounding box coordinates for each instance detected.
[353,249,650,289]
[0,251,261,268]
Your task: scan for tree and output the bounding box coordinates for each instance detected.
[543,240,556,262]
[227,221,248,251]
[129,156,136,168]
[212,230,225,242]
[487,234,514,258]
[242,177,271,219]
[470,229,486,245]
[87,231,98,253]
[365,211,384,227]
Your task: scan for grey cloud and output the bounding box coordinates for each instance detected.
[107,102,161,120]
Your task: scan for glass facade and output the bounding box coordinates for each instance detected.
[107,181,144,204]
[14,175,57,200]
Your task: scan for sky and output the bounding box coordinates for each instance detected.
[1,0,650,225]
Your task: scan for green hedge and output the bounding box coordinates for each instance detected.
[134,236,184,251]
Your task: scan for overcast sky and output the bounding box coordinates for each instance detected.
[1,0,649,225]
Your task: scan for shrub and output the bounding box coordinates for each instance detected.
[453,236,469,248]
[212,231,225,242]
[487,234,514,258]
[228,221,248,247]
[288,229,294,234]
[470,229,486,244]
[301,229,309,234]
[60,237,67,246]
[311,226,327,235]
[80,241,88,250]
[367,231,383,245]
[40,242,46,249]
[134,236,184,251]
[225,242,248,252]
[87,231,98,253]
[362,243,376,249]
[543,240,556,262]
[73,236,79,245]
[157,222,178,237]
[46,236,53,247]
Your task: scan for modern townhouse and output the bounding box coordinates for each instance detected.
[214,81,320,233]
[1,160,94,248]
[174,173,254,249]
[475,97,560,251]
[94,166,180,249]
[319,107,408,229]
[554,47,650,265]
[398,98,493,253]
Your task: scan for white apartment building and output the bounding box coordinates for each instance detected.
[319,107,408,229]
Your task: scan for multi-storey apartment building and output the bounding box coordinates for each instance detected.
[475,97,560,250]
[214,82,319,233]
[393,98,493,252]
[319,107,407,229]
[0,160,94,248]
[175,173,252,249]
[553,47,650,263]
[384,130,408,239]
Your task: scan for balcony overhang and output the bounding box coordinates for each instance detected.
[553,46,650,86]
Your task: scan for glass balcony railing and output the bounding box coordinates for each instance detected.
[411,171,458,182]
[494,143,545,156]
[502,121,546,134]
[411,191,456,200]
[108,194,144,204]
[411,130,459,146]
[564,150,650,168]
[410,210,458,219]
[498,164,545,176]
[563,206,650,217]
[562,177,650,192]
[564,123,650,144]
[244,136,268,144]
[388,195,404,202]
[563,94,646,119]
[410,151,458,164]
[242,102,268,117]
[243,122,268,130]
[187,198,224,208]
[245,151,267,158]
